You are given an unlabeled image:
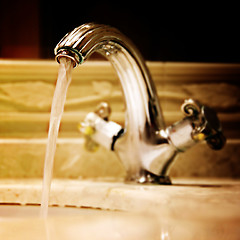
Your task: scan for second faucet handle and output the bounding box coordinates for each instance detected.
[181,99,226,150]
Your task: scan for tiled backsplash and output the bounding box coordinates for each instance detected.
[0,60,239,178]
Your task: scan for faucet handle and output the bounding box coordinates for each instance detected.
[78,102,123,151]
[94,102,111,121]
[195,105,226,150]
[181,99,226,150]
[181,98,202,118]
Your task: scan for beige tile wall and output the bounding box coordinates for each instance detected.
[0,60,239,179]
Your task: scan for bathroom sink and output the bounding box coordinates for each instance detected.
[0,205,159,240]
[0,178,240,240]
[0,204,108,219]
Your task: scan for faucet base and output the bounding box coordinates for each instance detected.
[137,170,172,185]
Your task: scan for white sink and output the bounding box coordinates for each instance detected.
[0,178,240,240]
[0,205,107,219]
[0,205,159,240]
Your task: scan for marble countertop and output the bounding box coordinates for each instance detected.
[0,178,239,239]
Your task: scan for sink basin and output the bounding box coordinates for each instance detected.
[0,178,240,240]
[0,204,108,219]
[0,205,159,240]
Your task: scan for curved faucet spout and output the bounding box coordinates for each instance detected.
[55,23,164,130]
[55,23,166,178]
[55,23,225,183]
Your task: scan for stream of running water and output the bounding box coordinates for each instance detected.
[40,57,73,218]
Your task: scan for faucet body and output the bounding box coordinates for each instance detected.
[55,23,225,184]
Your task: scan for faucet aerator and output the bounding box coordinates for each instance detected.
[55,47,83,68]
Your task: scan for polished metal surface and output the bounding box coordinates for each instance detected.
[55,23,225,184]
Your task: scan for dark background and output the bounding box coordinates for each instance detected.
[1,0,239,62]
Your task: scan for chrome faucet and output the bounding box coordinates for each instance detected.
[55,23,225,184]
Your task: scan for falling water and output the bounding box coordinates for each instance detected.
[40,57,73,218]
